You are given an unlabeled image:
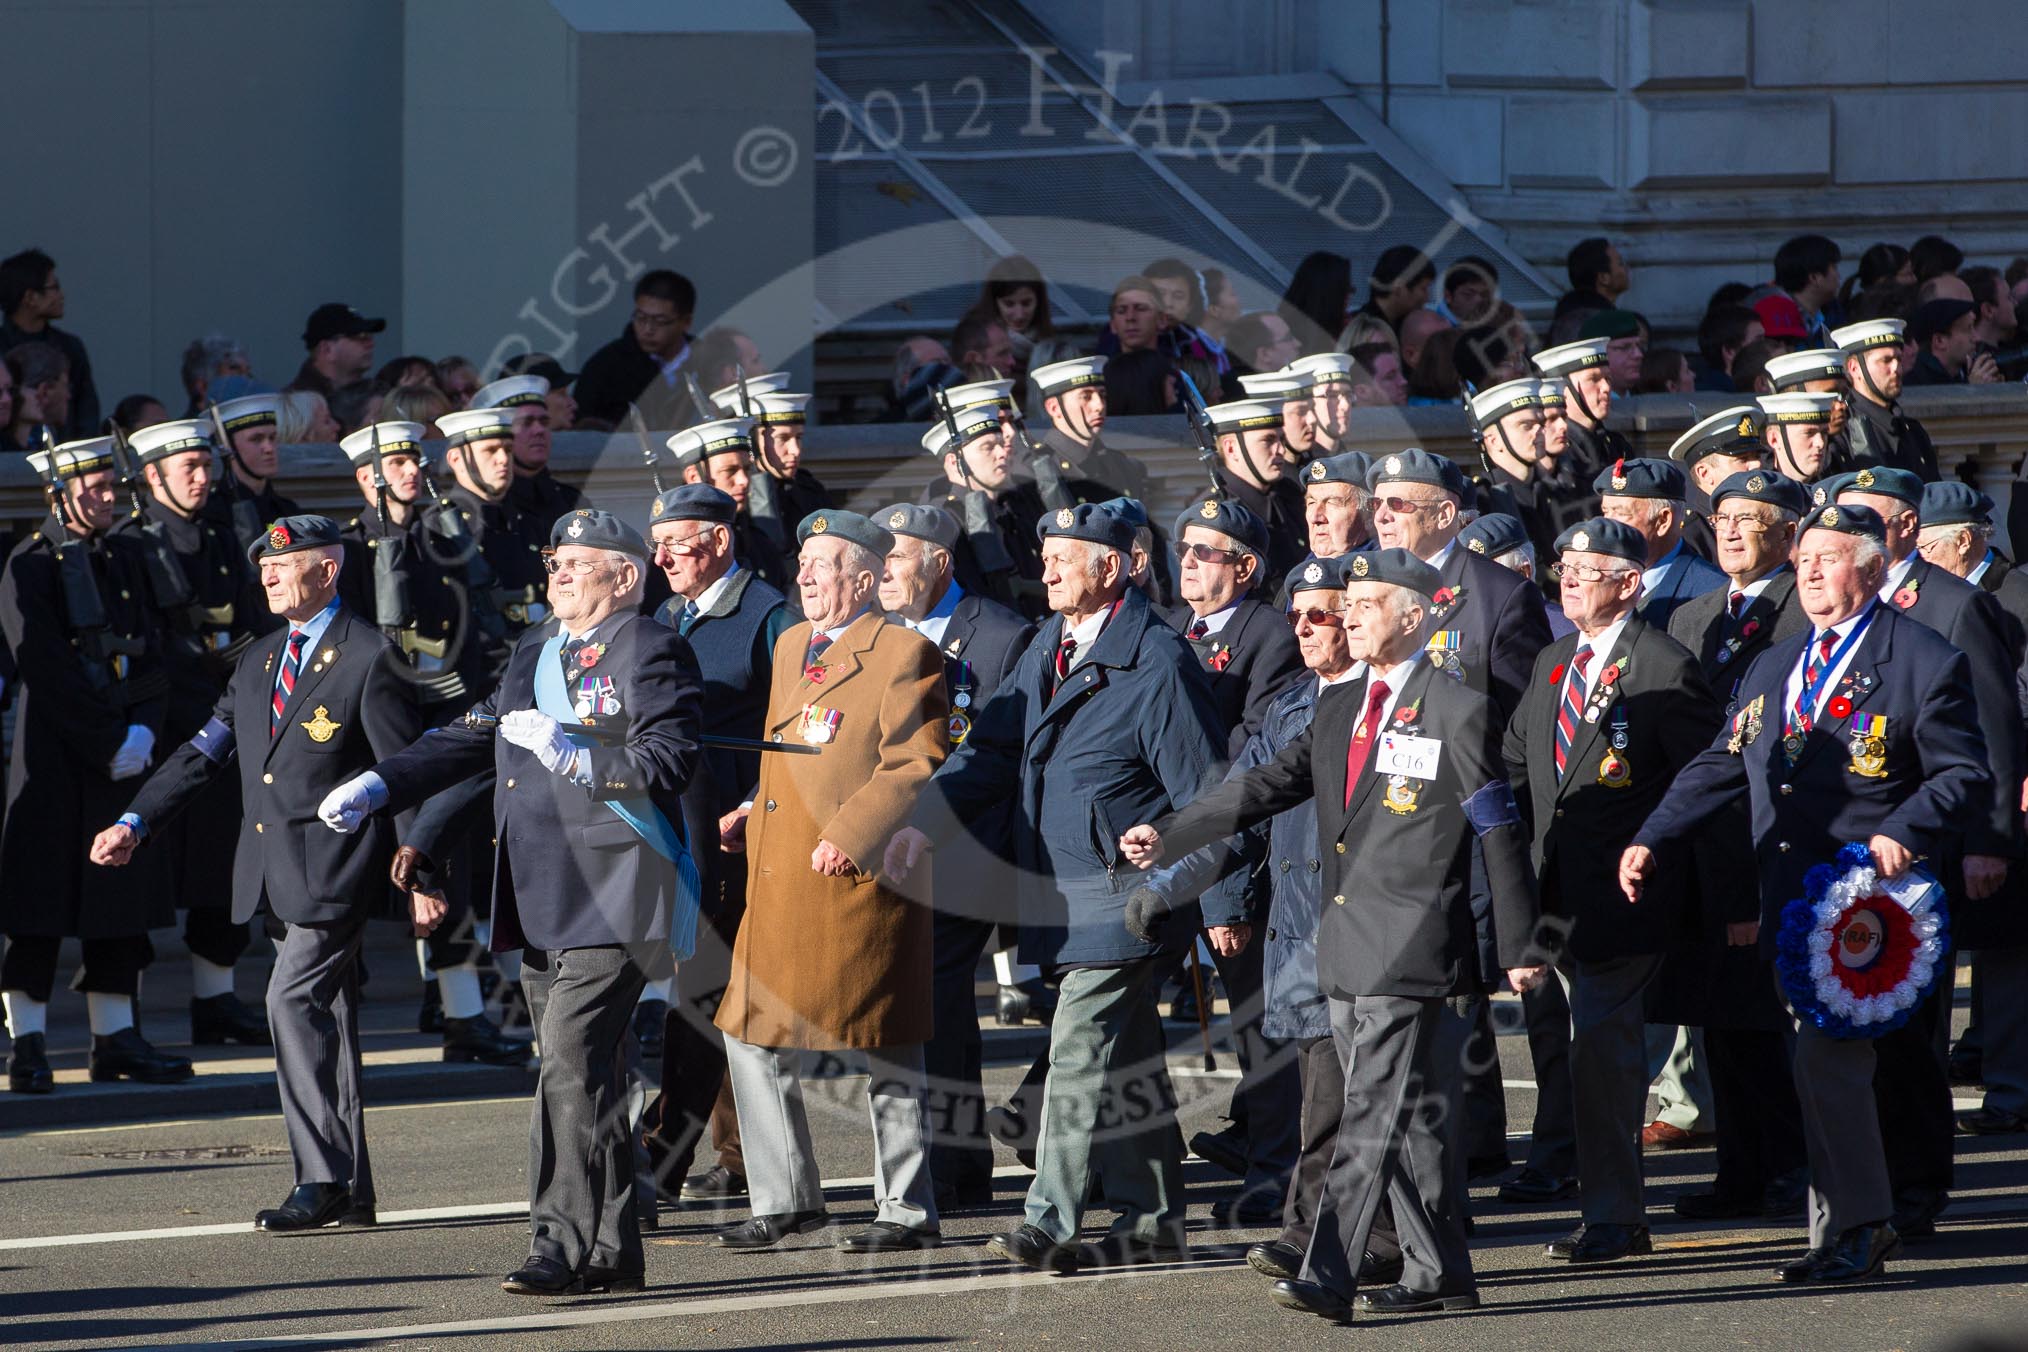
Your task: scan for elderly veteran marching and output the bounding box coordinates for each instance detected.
[1121,548,1547,1322]
[1593,458,1726,628]
[889,501,1224,1274]
[321,507,704,1295]
[94,515,423,1228]
[713,508,950,1255]
[1626,501,1990,1285]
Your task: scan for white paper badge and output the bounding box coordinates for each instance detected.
[1376,732,1442,781]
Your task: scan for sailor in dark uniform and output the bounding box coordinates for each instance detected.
[1028,356,1154,508]
[1532,338,1627,509]
[474,373,584,522]
[1203,397,1307,582]
[126,418,271,1046]
[1758,392,1842,486]
[441,406,554,661]
[1667,407,1771,563]
[708,376,834,551]
[1238,371,1318,465]
[1833,320,1939,482]
[1765,348,1854,472]
[1285,354,1357,457]
[918,397,1047,617]
[201,392,300,567]
[667,417,792,595]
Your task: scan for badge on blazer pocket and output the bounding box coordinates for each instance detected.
[1846,714,1889,779]
[300,705,343,745]
[1383,775,1422,815]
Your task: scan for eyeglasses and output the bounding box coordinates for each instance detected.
[1373,496,1444,516]
[1306,492,1360,511]
[631,310,680,329]
[1708,511,1777,533]
[653,531,717,558]
[1285,607,1344,629]
[1548,562,1636,583]
[1176,541,1244,565]
[542,555,612,577]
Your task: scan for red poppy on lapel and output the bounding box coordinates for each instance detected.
[1827,695,1853,719]
[1550,663,1566,686]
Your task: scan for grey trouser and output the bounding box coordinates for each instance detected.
[1565,953,1662,1225]
[269,916,373,1203]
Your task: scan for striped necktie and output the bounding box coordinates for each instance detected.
[271,630,307,739]
[1552,647,1593,779]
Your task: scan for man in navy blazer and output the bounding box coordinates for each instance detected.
[1625,502,1989,1287]
[1595,457,1726,629]
[323,508,703,1297]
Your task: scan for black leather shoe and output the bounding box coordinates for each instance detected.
[338,1203,377,1227]
[1356,1283,1480,1314]
[837,1221,940,1252]
[717,1210,829,1250]
[575,1264,645,1293]
[984,1224,1079,1274]
[443,1013,533,1066]
[501,1255,577,1294]
[1497,1167,1577,1204]
[89,1028,194,1084]
[1807,1223,1899,1284]
[632,1000,666,1059]
[6,1031,54,1093]
[1358,1249,1405,1286]
[1190,1129,1248,1178]
[1081,1232,1187,1267]
[191,993,271,1046]
[1891,1189,1948,1239]
[417,984,445,1035]
[256,1183,354,1232]
[1956,1105,2028,1136]
[680,1165,748,1202]
[996,976,1059,1026]
[1545,1223,1651,1264]
[1269,1278,1352,1322]
[1775,1246,1831,1282]
[1674,1190,1762,1220]
[1246,1240,1303,1280]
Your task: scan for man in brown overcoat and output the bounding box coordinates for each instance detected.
[715,508,949,1253]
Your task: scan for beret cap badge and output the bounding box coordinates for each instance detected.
[811,515,829,534]
[1199,499,1219,519]
[1572,530,1591,551]
[1055,507,1075,528]
[1855,469,1876,489]
[1303,562,1323,583]
[1351,555,1370,578]
[267,524,291,551]
[888,509,908,528]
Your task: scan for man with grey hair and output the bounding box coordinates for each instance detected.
[322,508,704,1293]
[94,515,422,1230]
[179,333,251,417]
[1594,458,1725,628]
[889,501,1223,1273]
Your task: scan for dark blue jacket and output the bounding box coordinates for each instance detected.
[1635,543,1727,629]
[1145,673,1333,1039]
[916,585,1222,966]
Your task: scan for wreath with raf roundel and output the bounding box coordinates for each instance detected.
[1775,841,1949,1040]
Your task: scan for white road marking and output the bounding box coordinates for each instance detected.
[8,1096,531,1139]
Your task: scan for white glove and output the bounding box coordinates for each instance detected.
[109,724,155,781]
[319,774,378,834]
[500,709,577,777]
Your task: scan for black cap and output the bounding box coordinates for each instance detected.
[1286,554,1348,596]
[550,508,650,561]
[1038,501,1136,551]
[798,509,894,557]
[649,483,736,526]
[1554,517,1648,567]
[1172,496,1268,558]
[1919,480,1994,529]
[1301,451,1372,489]
[1908,297,1977,347]
[301,302,386,349]
[503,352,579,388]
[1827,465,1924,508]
[1459,512,1531,559]
[247,514,343,565]
[1578,308,1642,341]
[1366,447,1467,498]
[876,503,960,550]
[1800,502,1887,543]
[1095,496,1149,530]
[1712,469,1810,518]
[1594,456,1687,501]
[1339,547,1444,599]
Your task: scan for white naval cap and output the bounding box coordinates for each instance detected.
[30,437,117,480]
[437,407,515,448]
[1202,399,1284,435]
[339,421,427,466]
[1758,392,1840,425]
[1468,378,1550,430]
[128,419,216,464]
[940,378,1016,412]
[666,418,755,470]
[471,374,548,408]
[1236,372,1303,402]
[1830,319,1906,354]
[921,402,1004,457]
[212,393,281,432]
[1284,352,1355,386]
[1030,355,1107,394]
[1764,349,1845,390]
[708,372,793,414]
[1532,338,1610,377]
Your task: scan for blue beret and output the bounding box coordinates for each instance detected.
[247,514,343,565]
[1173,495,1268,558]
[649,483,736,526]
[1554,516,1648,567]
[875,502,960,550]
[1366,447,1467,498]
[1301,451,1372,489]
[1286,554,1348,595]
[1800,501,1887,543]
[1594,457,1686,501]
[797,509,894,557]
[1918,480,1993,528]
[1827,465,1923,508]
[1094,496,1149,529]
[1459,512,1531,559]
[550,508,650,560]
[1038,501,1135,551]
[1339,546,1444,599]
[1712,469,1810,518]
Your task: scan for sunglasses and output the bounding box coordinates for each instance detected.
[1373,495,1444,516]
[1285,606,1344,629]
[1176,542,1245,565]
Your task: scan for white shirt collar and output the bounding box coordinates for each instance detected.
[688,563,741,615]
[1185,597,1243,637]
[1066,606,1109,647]
[911,581,965,645]
[819,607,871,644]
[1968,549,1996,586]
[1319,660,1367,689]
[1734,567,1785,602]
[286,597,342,648]
[1420,538,1458,572]
[1879,552,1917,601]
[1568,613,1633,700]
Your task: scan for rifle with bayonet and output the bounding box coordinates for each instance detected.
[34,432,150,699]
[365,423,415,650]
[205,402,268,553]
[730,365,790,558]
[106,421,194,614]
[631,402,666,494]
[931,387,1018,586]
[1006,385,1077,513]
[1174,369,1226,497]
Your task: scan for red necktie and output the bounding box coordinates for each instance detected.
[1553,647,1594,778]
[1787,632,1839,737]
[804,632,832,680]
[1052,633,1077,688]
[1728,591,1747,621]
[270,630,306,739]
[1186,618,1209,641]
[1343,679,1390,807]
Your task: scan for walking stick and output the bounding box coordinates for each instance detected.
[1187,941,1215,1072]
